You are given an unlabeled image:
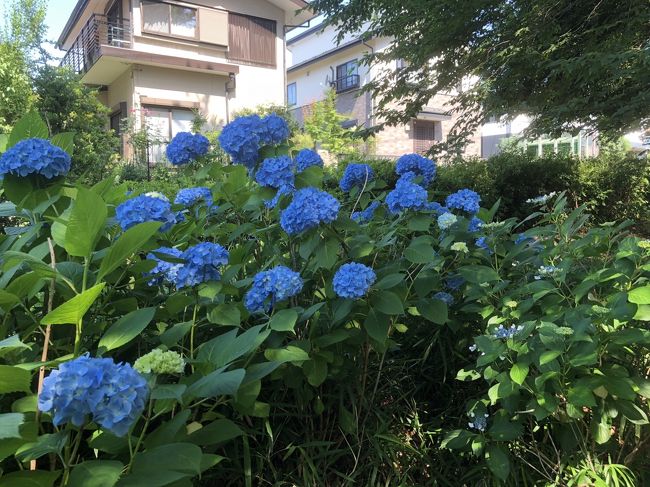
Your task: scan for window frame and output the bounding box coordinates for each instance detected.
[141,0,199,41]
[334,59,360,93]
[287,82,297,107]
[142,104,196,164]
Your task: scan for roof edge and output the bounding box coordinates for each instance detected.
[57,0,88,49]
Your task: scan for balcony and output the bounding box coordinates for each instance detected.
[61,14,132,79]
[331,74,360,93]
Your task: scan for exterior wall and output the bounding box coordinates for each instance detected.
[132,65,229,126]
[107,68,135,113]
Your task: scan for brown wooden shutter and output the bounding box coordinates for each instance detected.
[228,13,276,67]
[413,120,436,154]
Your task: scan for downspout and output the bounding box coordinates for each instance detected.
[225,73,236,124]
[361,39,374,128]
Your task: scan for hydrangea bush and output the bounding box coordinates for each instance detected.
[1,112,649,486]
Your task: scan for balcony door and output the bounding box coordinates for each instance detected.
[144,106,195,165]
[106,0,126,47]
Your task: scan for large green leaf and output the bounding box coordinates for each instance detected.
[417,299,448,324]
[50,132,75,156]
[98,307,156,352]
[41,283,105,325]
[264,346,310,363]
[364,309,390,345]
[118,443,202,487]
[207,303,241,327]
[269,309,298,332]
[0,470,60,487]
[15,432,69,462]
[8,112,49,148]
[198,325,267,368]
[403,239,436,264]
[459,265,500,283]
[97,221,161,281]
[0,413,24,440]
[0,365,31,394]
[65,188,107,257]
[629,285,650,305]
[185,368,245,399]
[485,444,511,481]
[371,291,404,315]
[67,461,123,487]
[187,419,243,446]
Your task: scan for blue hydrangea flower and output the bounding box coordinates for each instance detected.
[258,114,290,146]
[475,236,493,254]
[0,138,71,179]
[38,355,148,437]
[116,195,177,232]
[244,266,303,313]
[386,174,429,214]
[295,149,323,172]
[351,201,380,223]
[144,247,183,286]
[425,201,448,214]
[468,412,489,431]
[468,216,483,232]
[333,263,376,299]
[255,156,295,189]
[437,212,457,230]
[174,187,214,209]
[446,189,481,214]
[165,132,210,165]
[339,163,375,192]
[433,291,454,306]
[445,275,465,291]
[264,184,294,209]
[494,324,523,339]
[218,115,263,169]
[175,242,229,288]
[280,188,340,234]
[395,153,436,187]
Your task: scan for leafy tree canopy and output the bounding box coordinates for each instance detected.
[309,0,650,153]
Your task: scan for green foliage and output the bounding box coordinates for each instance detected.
[309,0,650,153]
[0,43,33,133]
[32,66,119,184]
[2,111,650,486]
[304,88,358,155]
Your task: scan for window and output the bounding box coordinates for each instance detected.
[395,58,407,71]
[228,13,277,67]
[287,83,297,106]
[413,120,436,154]
[142,1,197,39]
[144,106,195,164]
[334,60,359,92]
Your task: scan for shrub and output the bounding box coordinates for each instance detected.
[1,112,650,486]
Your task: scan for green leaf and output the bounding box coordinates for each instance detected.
[303,357,328,386]
[67,461,123,487]
[0,413,24,440]
[364,309,391,345]
[629,285,650,305]
[207,304,241,327]
[417,299,448,324]
[459,265,500,283]
[485,444,511,481]
[121,443,202,487]
[539,350,562,366]
[0,290,21,312]
[269,309,298,332]
[0,133,7,152]
[371,290,404,315]
[198,325,267,368]
[264,346,310,363]
[187,419,243,446]
[314,238,340,269]
[185,368,245,399]
[98,307,156,352]
[97,221,161,281]
[403,240,436,263]
[15,432,68,462]
[41,283,105,325]
[8,112,49,148]
[0,470,60,487]
[375,273,405,290]
[0,365,31,394]
[65,188,107,257]
[50,132,75,156]
[150,384,186,402]
[509,363,529,385]
[0,334,30,357]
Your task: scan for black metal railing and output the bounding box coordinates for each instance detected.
[331,74,360,93]
[60,14,132,75]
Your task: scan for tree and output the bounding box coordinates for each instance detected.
[303,88,356,155]
[308,0,650,153]
[0,43,33,133]
[0,0,48,62]
[32,66,119,183]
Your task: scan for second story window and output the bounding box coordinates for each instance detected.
[228,13,277,68]
[142,1,197,39]
[287,83,297,106]
[334,60,360,93]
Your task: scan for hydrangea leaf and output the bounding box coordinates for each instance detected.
[629,285,650,305]
[15,431,69,462]
[371,291,404,315]
[0,470,61,487]
[7,111,49,148]
[0,413,24,440]
[207,304,241,327]
[485,444,511,481]
[98,307,156,352]
[41,283,105,325]
[50,132,75,157]
[269,309,298,332]
[186,418,243,446]
[67,461,123,487]
[97,221,162,281]
[185,368,245,399]
[65,188,107,257]
[0,365,31,394]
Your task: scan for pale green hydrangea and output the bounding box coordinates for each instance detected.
[451,242,469,253]
[134,349,185,375]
